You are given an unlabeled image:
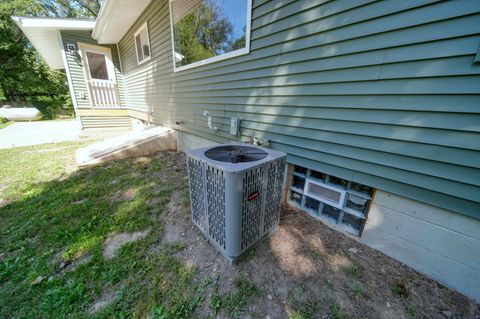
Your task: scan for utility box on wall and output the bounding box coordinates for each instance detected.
[186,142,287,262]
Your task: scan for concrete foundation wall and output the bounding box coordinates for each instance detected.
[177,131,219,152]
[361,191,480,301]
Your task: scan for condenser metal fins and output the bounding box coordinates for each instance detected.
[186,142,287,262]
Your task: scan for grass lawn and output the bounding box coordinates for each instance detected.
[1,142,478,319]
[0,142,259,318]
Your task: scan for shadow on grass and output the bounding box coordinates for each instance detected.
[0,151,198,318]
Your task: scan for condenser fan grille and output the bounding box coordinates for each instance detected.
[205,145,268,163]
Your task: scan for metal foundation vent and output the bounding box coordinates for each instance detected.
[186,142,287,261]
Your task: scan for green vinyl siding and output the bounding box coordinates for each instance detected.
[61,30,126,108]
[117,0,480,219]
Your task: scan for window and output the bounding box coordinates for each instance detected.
[134,22,151,64]
[86,51,108,80]
[288,165,375,236]
[169,0,252,72]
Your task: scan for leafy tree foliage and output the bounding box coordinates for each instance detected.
[0,0,100,118]
[173,0,245,67]
[42,0,101,18]
[228,33,246,52]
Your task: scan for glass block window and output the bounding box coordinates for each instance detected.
[287,165,374,236]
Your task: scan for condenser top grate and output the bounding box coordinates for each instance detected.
[187,142,286,173]
[205,145,268,163]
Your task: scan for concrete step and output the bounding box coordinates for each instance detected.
[76,126,176,166]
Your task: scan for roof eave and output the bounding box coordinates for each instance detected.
[12,16,95,70]
[92,0,153,44]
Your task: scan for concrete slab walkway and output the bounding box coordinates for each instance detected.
[0,120,81,149]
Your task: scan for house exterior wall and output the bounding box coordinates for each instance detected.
[176,131,219,153]
[117,0,480,221]
[60,30,126,109]
[115,0,480,300]
[362,191,480,301]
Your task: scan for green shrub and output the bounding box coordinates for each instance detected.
[3,94,74,120]
[28,94,74,119]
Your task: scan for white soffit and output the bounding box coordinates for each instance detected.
[92,0,153,44]
[12,16,95,70]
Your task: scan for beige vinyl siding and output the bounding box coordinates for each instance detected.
[117,0,480,219]
[61,30,126,108]
[80,116,131,128]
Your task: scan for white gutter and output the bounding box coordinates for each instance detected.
[12,16,95,29]
[91,0,112,40]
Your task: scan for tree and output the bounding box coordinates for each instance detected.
[0,0,100,118]
[228,33,245,52]
[173,0,236,66]
[42,0,101,18]
[0,1,65,100]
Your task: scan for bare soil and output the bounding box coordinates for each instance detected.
[89,290,118,314]
[103,230,150,259]
[161,181,480,319]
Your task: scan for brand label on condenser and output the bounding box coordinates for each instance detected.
[247,191,260,201]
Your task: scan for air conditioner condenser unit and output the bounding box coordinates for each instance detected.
[186,142,287,262]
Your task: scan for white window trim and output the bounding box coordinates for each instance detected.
[79,43,116,83]
[169,0,252,73]
[134,22,151,65]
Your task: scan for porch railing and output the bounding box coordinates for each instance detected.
[88,80,120,107]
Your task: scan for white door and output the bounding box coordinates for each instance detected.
[79,43,119,107]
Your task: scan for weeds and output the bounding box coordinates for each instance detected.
[288,310,308,319]
[405,303,417,317]
[392,281,409,298]
[290,298,321,319]
[352,284,362,302]
[345,263,362,278]
[325,279,334,289]
[209,276,260,318]
[330,303,348,319]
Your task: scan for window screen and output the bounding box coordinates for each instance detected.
[86,52,108,80]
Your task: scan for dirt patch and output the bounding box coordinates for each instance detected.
[158,195,480,318]
[89,290,117,314]
[51,251,93,276]
[72,198,87,205]
[109,187,137,202]
[161,191,187,243]
[0,185,9,207]
[61,254,92,272]
[103,230,150,259]
[0,198,9,207]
